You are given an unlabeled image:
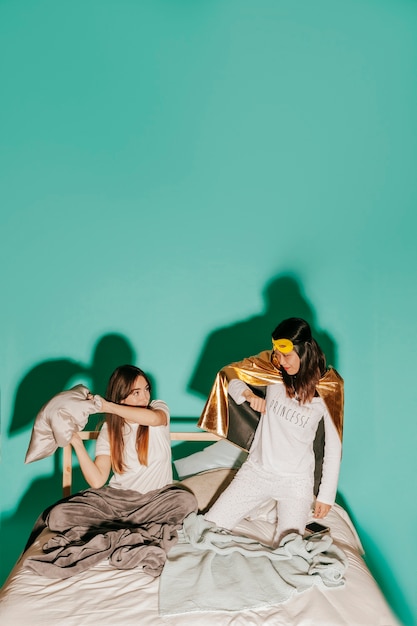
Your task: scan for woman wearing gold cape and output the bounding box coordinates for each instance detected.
[198,318,344,545]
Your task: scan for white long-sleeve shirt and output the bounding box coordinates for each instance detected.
[228,379,341,504]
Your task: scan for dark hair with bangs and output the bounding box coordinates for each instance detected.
[272,318,326,404]
[105,365,151,472]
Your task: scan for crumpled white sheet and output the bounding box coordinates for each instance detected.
[159,512,348,616]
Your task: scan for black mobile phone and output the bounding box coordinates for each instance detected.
[304,521,330,536]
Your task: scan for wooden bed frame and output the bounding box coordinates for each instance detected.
[62,430,220,497]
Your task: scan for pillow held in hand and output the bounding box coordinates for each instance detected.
[25,385,102,464]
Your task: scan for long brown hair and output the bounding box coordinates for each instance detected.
[105,365,151,473]
[272,318,326,404]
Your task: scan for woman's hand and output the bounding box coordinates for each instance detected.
[70,432,84,449]
[93,395,110,413]
[242,390,266,413]
[86,393,106,414]
[313,501,331,519]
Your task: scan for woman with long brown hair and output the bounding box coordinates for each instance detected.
[23,365,196,579]
[202,318,344,546]
[70,364,172,492]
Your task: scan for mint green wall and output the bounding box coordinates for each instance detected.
[1,1,416,624]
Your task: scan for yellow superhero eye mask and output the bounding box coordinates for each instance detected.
[272,338,294,354]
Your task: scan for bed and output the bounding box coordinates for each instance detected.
[0,431,400,626]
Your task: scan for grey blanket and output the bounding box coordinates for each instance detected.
[159,513,348,615]
[23,484,197,579]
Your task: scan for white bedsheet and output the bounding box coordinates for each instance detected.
[0,504,400,626]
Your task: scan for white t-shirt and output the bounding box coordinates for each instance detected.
[228,379,341,504]
[95,400,172,493]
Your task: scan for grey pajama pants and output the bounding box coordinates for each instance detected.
[205,458,313,545]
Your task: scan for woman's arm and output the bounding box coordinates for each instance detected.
[314,409,342,518]
[70,432,112,489]
[228,379,266,414]
[95,397,168,426]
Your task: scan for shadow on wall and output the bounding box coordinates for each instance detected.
[1,333,141,586]
[188,273,338,400]
[8,333,138,437]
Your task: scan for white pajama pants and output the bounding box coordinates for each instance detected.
[205,458,313,545]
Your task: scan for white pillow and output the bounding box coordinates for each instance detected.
[174,439,248,479]
[25,385,102,463]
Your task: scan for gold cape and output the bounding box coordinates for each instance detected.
[197,350,344,449]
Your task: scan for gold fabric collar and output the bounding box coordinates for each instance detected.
[197,350,344,443]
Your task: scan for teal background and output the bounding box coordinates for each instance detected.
[1,1,416,624]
